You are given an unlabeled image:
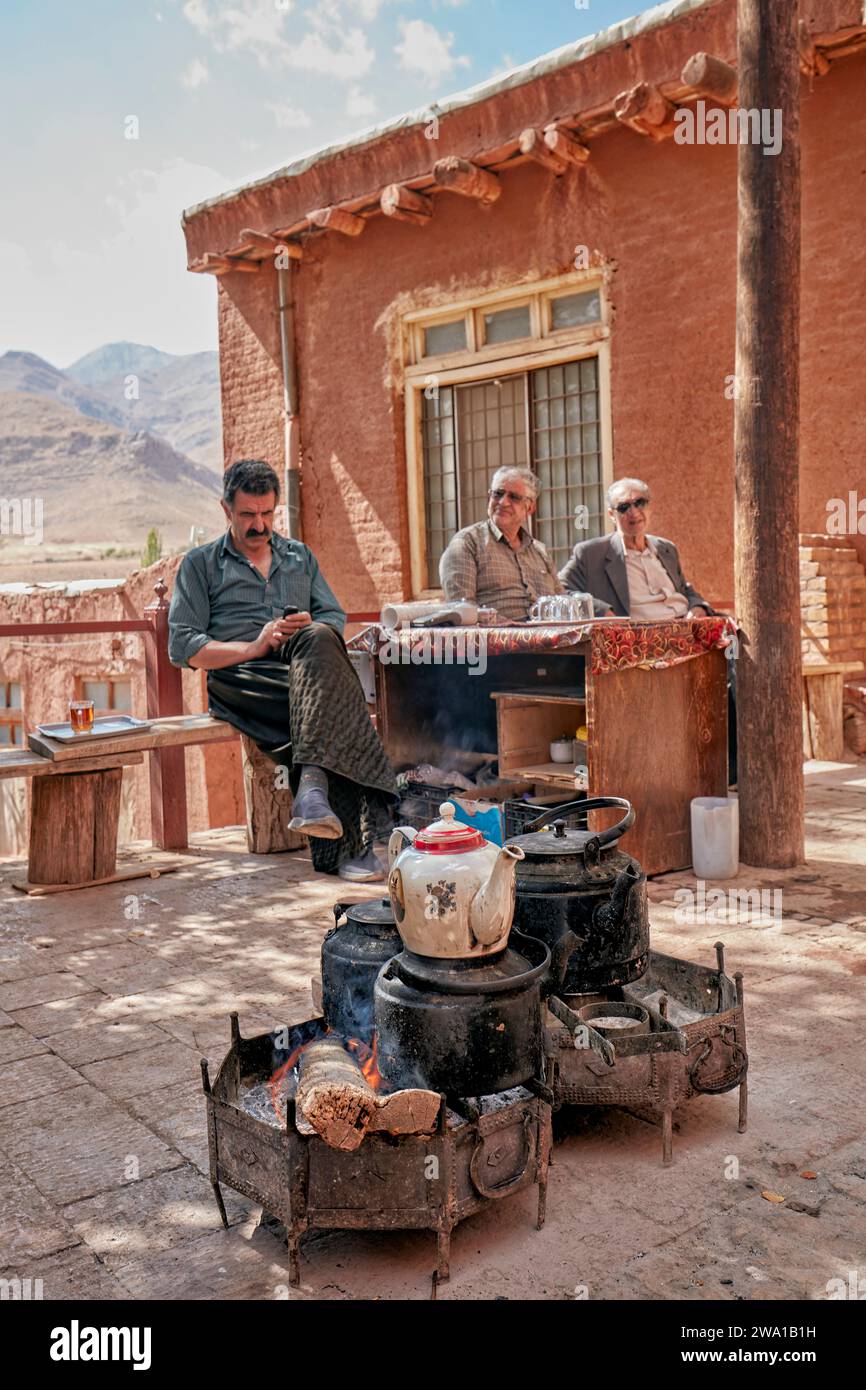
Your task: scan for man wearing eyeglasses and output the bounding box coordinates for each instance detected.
[439,467,570,622]
[559,478,713,620]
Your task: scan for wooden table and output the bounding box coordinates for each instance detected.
[370,620,730,876]
[11,715,236,891]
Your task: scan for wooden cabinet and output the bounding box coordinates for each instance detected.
[375,636,728,875]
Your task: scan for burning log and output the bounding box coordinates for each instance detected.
[369,1089,441,1135]
[296,1036,378,1150]
[295,1036,441,1148]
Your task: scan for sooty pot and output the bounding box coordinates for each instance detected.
[374,930,578,1097]
[321,899,402,1043]
[506,797,649,994]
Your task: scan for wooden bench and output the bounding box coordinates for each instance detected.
[4,715,302,891]
[802,661,864,761]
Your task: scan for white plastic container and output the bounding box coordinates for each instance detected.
[690,795,739,879]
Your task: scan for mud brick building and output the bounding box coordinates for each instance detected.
[4,0,866,856]
[181,0,866,616]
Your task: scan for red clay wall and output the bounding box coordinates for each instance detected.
[0,560,245,857]
[187,0,866,613]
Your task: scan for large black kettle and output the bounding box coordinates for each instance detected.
[505,797,649,994]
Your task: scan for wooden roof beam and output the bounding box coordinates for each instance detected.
[307,205,365,236]
[543,123,590,166]
[518,128,568,174]
[189,253,261,275]
[680,52,738,106]
[432,156,501,205]
[798,21,830,77]
[238,228,304,258]
[380,183,433,225]
[614,82,678,141]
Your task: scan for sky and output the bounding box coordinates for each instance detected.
[0,0,656,367]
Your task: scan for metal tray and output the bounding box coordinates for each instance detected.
[36,715,151,742]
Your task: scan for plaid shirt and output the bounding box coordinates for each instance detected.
[439,519,563,622]
[168,530,345,668]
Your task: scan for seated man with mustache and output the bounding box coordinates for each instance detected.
[168,458,396,882]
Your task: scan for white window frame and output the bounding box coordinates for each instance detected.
[403,270,613,597]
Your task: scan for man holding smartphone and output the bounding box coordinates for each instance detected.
[168,458,395,881]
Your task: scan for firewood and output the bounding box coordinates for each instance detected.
[369,1089,441,1134]
[296,1037,378,1150]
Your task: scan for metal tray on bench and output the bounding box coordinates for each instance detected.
[36,716,151,742]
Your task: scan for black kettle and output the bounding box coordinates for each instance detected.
[505,797,649,994]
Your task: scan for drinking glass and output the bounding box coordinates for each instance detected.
[69,700,94,733]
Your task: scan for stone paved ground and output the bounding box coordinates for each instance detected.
[1,760,865,1302]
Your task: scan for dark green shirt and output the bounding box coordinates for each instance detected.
[168,530,346,668]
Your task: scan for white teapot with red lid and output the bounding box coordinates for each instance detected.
[387,802,525,959]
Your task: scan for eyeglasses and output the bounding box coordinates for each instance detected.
[614,497,649,514]
[490,488,529,504]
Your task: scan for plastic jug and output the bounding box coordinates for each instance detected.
[690,796,739,879]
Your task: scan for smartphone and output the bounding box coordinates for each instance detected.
[282,605,299,617]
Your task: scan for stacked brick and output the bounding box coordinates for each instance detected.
[799,534,866,669]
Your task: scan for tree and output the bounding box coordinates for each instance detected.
[141,528,162,568]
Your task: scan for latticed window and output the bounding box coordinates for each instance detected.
[421,357,604,586]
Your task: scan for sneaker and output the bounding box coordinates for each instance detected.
[287,787,343,840]
[337,849,386,883]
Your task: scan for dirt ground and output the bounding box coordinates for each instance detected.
[1,759,865,1302]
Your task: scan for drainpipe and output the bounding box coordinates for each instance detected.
[277,264,302,540]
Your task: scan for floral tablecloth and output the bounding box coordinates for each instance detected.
[351,616,737,675]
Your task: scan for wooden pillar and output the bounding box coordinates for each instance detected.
[144,580,189,851]
[734,0,804,865]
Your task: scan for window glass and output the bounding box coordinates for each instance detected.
[83,681,109,709]
[550,289,601,330]
[112,681,132,712]
[483,304,531,345]
[423,319,467,356]
[531,356,603,567]
[0,725,10,744]
[9,683,21,709]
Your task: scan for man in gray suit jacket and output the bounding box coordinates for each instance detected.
[559,477,714,619]
[561,476,736,781]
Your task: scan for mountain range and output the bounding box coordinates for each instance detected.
[0,342,224,564]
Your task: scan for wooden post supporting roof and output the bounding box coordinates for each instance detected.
[614,82,678,139]
[734,0,804,866]
[433,156,501,205]
[518,128,567,174]
[380,183,433,225]
[307,206,365,236]
[681,52,739,105]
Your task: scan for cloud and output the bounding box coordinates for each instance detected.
[182,0,374,78]
[284,27,374,79]
[0,159,232,363]
[394,19,470,84]
[346,85,377,119]
[182,0,292,68]
[181,57,210,89]
[268,102,312,129]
